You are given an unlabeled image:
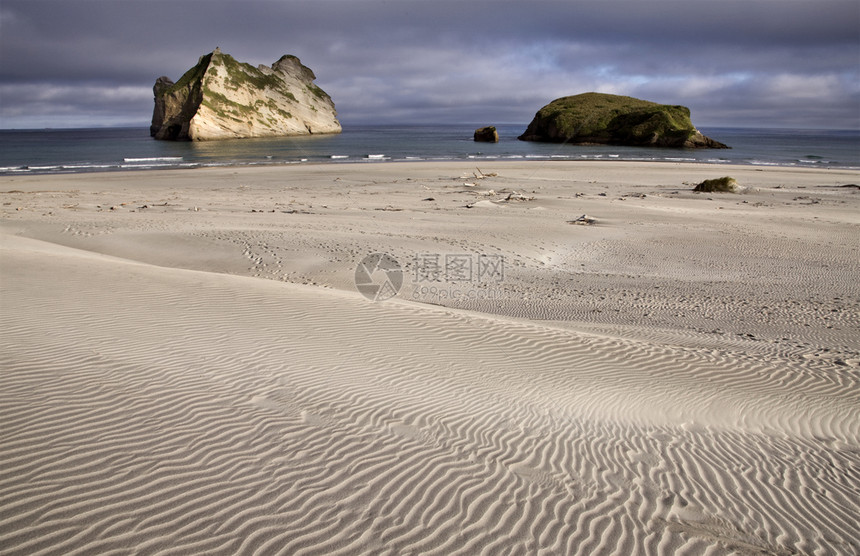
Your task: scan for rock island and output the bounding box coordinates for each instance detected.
[151,48,341,141]
[518,92,728,148]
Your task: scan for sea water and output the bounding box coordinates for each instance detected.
[0,125,857,175]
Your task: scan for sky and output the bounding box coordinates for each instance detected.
[1,0,858,130]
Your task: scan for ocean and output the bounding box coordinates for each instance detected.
[0,124,857,176]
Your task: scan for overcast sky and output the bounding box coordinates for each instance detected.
[1,0,858,130]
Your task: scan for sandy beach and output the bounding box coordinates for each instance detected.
[1,160,858,555]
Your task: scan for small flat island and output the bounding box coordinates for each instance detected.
[518,92,728,148]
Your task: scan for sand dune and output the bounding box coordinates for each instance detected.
[1,162,858,554]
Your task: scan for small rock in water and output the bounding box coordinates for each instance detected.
[473,126,499,143]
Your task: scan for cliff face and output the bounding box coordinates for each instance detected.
[151,49,341,141]
[518,93,728,148]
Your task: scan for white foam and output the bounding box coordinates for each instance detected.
[123,157,183,163]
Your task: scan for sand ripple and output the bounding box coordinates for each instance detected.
[1,235,858,555]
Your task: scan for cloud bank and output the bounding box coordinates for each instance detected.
[1,0,858,129]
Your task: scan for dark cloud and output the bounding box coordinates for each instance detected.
[1,0,858,129]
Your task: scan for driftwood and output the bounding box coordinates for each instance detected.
[568,214,597,225]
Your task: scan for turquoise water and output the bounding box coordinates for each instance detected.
[0,125,857,175]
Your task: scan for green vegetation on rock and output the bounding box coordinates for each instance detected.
[306,83,329,100]
[266,99,293,120]
[159,53,212,99]
[518,92,728,148]
[693,177,740,193]
[276,54,300,64]
[212,51,287,91]
[201,89,255,120]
